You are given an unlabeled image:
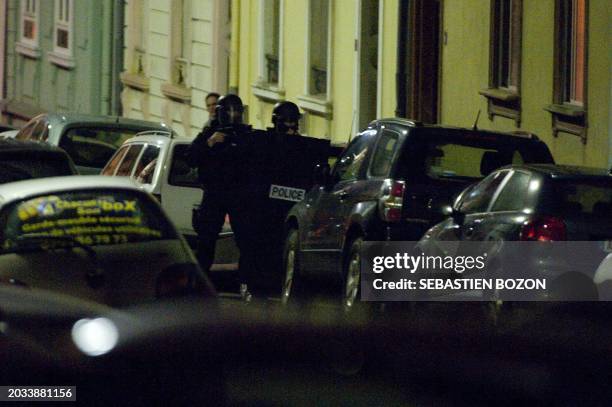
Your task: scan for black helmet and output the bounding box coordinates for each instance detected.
[216,94,244,126]
[272,101,301,134]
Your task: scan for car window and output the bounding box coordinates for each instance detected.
[0,152,75,184]
[333,132,373,182]
[0,190,177,250]
[553,179,612,219]
[169,144,200,187]
[30,119,48,141]
[115,144,144,177]
[459,171,508,214]
[370,130,399,177]
[14,121,37,140]
[59,127,141,169]
[135,145,161,185]
[400,129,553,181]
[490,171,532,212]
[101,145,130,176]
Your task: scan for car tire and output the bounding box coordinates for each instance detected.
[281,228,304,305]
[343,237,363,311]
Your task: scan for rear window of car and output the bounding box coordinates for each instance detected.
[59,127,141,169]
[0,189,177,250]
[0,153,75,184]
[399,128,553,180]
[552,179,612,219]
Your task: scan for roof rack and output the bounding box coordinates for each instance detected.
[378,117,423,127]
[510,130,537,139]
[134,130,175,139]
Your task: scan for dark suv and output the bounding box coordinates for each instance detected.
[282,118,554,306]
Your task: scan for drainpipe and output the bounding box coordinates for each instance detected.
[0,0,6,105]
[395,0,409,118]
[111,0,124,115]
[228,0,240,94]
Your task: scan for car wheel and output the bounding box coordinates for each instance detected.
[343,237,363,311]
[281,228,302,305]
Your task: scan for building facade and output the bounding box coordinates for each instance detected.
[119,0,231,138]
[1,0,123,126]
[233,0,399,146]
[232,0,610,167]
[439,0,610,168]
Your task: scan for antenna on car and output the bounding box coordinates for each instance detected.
[472,110,481,131]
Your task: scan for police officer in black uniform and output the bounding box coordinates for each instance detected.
[187,94,256,297]
[249,101,330,294]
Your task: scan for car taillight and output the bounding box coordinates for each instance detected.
[520,216,567,241]
[379,180,405,223]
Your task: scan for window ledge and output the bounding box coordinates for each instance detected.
[544,103,585,118]
[478,88,520,102]
[252,83,285,103]
[120,72,150,92]
[544,104,587,144]
[15,41,41,59]
[161,83,191,103]
[479,88,521,126]
[296,95,332,118]
[48,51,75,69]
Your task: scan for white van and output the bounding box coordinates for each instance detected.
[101,131,238,269]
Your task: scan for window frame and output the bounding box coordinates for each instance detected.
[120,0,151,91]
[545,0,588,143]
[161,0,192,102]
[479,0,522,126]
[296,0,333,117]
[48,0,75,68]
[252,0,285,103]
[16,0,41,58]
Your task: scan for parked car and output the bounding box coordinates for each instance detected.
[0,138,77,183]
[100,131,238,269]
[12,113,174,174]
[282,118,555,306]
[0,175,215,306]
[417,164,612,300]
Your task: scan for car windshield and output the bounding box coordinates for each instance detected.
[0,189,177,252]
[0,153,74,184]
[553,179,612,219]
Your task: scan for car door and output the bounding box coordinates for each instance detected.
[160,143,204,237]
[302,131,375,253]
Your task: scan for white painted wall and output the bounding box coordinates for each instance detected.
[122,0,228,138]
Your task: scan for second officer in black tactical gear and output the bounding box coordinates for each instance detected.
[249,101,330,295]
[187,94,256,298]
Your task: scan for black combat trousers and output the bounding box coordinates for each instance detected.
[194,187,254,284]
